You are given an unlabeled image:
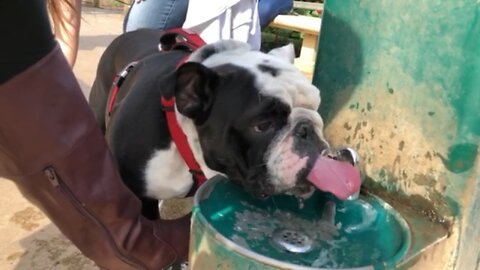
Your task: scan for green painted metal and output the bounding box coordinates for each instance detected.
[189,176,413,269]
[312,0,480,268]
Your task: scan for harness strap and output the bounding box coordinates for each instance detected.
[159,28,208,193]
[159,28,206,51]
[105,61,138,127]
[160,97,207,191]
[160,28,206,69]
[106,28,209,194]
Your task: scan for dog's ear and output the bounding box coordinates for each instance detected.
[268,43,295,64]
[175,62,218,122]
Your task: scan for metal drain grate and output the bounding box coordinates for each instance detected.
[272,229,313,253]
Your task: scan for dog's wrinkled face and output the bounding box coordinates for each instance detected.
[174,41,329,198]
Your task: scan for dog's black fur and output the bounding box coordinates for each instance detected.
[90,30,189,218]
[90,29,328,220]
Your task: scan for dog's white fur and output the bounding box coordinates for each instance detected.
[266,108,328,193]
[144,143,191,199]
[145,40,323,199]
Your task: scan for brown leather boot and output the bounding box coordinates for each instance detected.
[0,46,190,270]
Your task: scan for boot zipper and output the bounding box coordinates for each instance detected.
[44,167,59,187]
[43,166,149,270]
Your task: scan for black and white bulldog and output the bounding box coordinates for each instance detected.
[89,29,360,219]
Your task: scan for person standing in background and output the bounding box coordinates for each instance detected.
[123,0,294,50]
[123,0,189,33]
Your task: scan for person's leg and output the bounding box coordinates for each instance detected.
[257,0,293,28]
[0,0,55,83]
[124,0,189,32]
[0,1,190,269]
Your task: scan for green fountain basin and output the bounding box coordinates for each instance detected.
[189,176,412,269]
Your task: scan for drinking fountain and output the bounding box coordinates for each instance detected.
[188,0,479,269]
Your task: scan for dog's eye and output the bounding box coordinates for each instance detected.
[252,120,274,133]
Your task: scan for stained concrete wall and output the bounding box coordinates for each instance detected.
[313,1,480,268]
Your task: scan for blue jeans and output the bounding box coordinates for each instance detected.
[258,0,293,28]
[123,0,189,32]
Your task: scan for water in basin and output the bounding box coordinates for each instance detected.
[196,176,411,269]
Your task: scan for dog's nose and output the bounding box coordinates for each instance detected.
[294,122,314,140]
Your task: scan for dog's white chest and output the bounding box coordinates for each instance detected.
[143,141,221,199]
[143,144,193,199]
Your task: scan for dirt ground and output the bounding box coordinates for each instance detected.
[0,6,123,270]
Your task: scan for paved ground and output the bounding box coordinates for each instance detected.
[0,6,123,270]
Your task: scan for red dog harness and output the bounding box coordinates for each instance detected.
[106,28,207,193]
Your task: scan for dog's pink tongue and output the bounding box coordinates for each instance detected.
[306,156,361,200]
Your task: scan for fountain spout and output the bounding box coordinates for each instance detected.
[333,148,363,200]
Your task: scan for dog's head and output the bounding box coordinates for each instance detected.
[174,41,354,199]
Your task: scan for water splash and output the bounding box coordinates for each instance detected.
[234,206,339,243]
[311,237,348,268]
[231,200,346,267]
[340,199,378,233]
[200,179,409,268]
